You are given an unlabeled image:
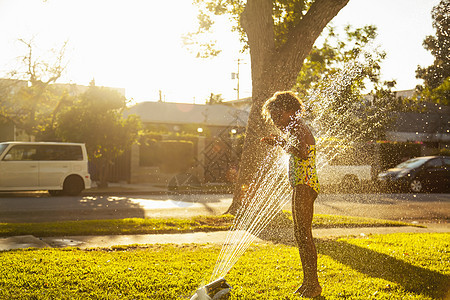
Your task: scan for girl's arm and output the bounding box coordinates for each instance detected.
[261,132,309,159]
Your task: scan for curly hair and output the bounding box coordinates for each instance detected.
[261,91,305,124]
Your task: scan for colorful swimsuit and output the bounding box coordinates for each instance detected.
[288,144,320,193]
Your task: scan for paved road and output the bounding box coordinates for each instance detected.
[1,192,449,224]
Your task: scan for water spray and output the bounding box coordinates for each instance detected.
[188,49,381,299]
[190,277,232,300]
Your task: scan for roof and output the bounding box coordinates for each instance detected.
[0,142,85,146]
[125,102,249,127]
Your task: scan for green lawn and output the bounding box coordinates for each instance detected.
[0,212,415,237]
[0,233,448,299]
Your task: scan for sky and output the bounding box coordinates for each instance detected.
[0,0,440,104]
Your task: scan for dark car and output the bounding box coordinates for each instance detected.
[377,156,450,193]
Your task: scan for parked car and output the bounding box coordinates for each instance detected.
[377,156,450,193]
[0,142,91,196]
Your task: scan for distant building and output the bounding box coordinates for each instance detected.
[385,90,449,152]
[386,103,450,145]
[125,101,249,136]
[123,101,249,184]
[223,96,252,112]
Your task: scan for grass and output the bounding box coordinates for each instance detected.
[0,212,415,237]
[0,233,448,299]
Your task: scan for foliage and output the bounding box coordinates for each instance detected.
[295,25,406,142]
[435,147,450,156]
[55,85,141,186]
[295,25,380,94]
[0,233,448,299]
[206,93,224,105]
[415,0,450,105]
[187,0,318,55]
[418,77,450,106]
[0,213,413,237]
[0,42,142,185]
[189,0,350,214]
[183,0,244,57]
[0,39,68,137]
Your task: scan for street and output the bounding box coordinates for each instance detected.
[0,192,449,224]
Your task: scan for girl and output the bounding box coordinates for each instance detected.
[261,91,322,298]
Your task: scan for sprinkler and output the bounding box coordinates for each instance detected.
[190,277,232,300]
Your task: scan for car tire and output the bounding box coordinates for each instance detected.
[63,175,85,196]
[409,179,423,193]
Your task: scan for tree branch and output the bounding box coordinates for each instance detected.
[270,0,350,90]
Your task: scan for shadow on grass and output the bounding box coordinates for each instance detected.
[0,194,148,223]
[317,240,450,299]
[256,212,449,299]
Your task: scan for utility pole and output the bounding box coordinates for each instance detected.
[231,59,244,101]
[236,58,240,101]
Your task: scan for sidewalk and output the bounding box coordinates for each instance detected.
[83,182,232,196]
[1,223,448,251]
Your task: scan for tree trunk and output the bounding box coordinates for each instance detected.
[227,0,349,214]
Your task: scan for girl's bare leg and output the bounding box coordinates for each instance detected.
[292,185,322,297]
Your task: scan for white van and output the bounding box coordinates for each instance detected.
[0,142,91,196]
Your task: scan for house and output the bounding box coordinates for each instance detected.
[386,101,450,152]
[222,96,252,112]
[123,101,249,185]
[125,101,248,136]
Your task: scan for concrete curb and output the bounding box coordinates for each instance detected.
[0,235,50,251]
[1,225,448,251]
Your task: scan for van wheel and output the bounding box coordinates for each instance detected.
[63,176,84,196]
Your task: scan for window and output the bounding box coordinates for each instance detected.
[397,157,428,169]
[2,145,83,161]
[443,158,450,167]
[37,145,83,161]
[0,144,7,156]
[4,145,37,161]
[425,158,443,168]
